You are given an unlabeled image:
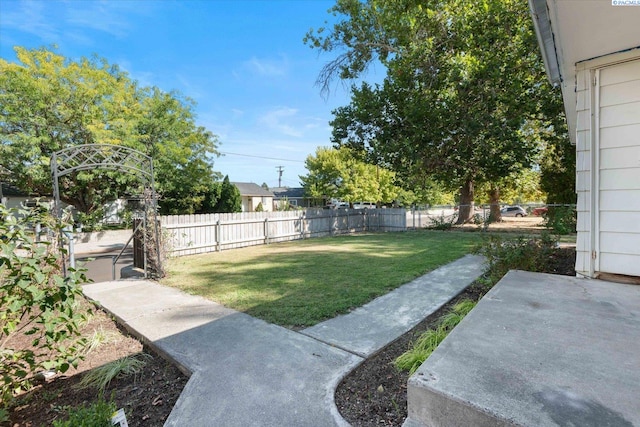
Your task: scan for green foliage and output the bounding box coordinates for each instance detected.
[254,202,264,212]
[214,176,242,213]
[78,353,151,392]
[428,213,457,231]
[543,206,577,235]
[52,394,117,427]
[474,233,559,285]
[0,204,90,405]
[300,146,405,204]
[394,299,477,374]
[308,0,562,223]
[0,47,220,217]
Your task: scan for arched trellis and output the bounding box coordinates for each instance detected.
[50,144,161,278]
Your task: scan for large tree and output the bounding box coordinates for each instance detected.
[0,47,220,216]
[306,0,565,223]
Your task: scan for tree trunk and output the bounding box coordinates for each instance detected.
[488,186,502,223]
[456,179,474,224]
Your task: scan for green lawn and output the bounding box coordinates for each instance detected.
[162,231,481,327]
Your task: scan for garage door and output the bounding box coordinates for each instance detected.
[597,58,640,276]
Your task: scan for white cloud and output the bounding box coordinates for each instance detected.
[258,107,303,137]
[1,1,60,40]
[244,55,289,77]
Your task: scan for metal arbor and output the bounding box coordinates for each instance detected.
[50,144,161,277]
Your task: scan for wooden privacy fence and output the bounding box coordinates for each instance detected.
[161,208,406,256]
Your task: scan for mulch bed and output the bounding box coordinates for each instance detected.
[6,306,188,427]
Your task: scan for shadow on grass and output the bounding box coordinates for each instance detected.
[163,231,481,327]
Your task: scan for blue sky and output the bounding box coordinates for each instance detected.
[0,0,382,188]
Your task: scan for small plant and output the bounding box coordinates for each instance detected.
[77,353,151,391]
[255,202,264,212]
[82,327,118,355]
[395,299,477,374]
[428,212,457,231]
[52,394,117,427]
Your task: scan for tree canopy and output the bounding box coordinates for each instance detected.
[0,47,220,216]
[300,146,410,205]
[306,0,568,222]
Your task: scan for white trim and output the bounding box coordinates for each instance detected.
[577,48,640,71]
[591,68,600,276]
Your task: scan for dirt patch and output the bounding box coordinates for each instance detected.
[6,303,188,426]
[335,246,576,426]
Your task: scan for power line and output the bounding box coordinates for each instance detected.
[219,151,304,163]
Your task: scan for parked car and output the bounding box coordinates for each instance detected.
[532,206,548,216]
[500,205,527,217]
[353,202,376,209]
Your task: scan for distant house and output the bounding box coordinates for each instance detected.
[530,1,640,280]
[232,182,274,212]
[0,182,44,210]
[270,187,317,209]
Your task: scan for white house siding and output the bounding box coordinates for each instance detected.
[596,58,640,277]
[575,67,592,277]
[575,56,640,279]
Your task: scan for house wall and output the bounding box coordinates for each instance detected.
[575,52,640,279]
[241,196,273,212]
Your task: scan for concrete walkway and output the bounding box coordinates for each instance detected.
[82,254,485,427]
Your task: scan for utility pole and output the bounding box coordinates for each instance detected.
[276,166,284,188]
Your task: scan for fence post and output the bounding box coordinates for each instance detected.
[264,217,270,245]
[216,219,221,252]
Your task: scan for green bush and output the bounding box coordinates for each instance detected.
[474,233,558,285]
[543,205,576,235]
[1,204,91,405]
[52,394,116,427]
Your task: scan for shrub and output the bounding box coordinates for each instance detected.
[428,212,457,231]
[52,394,116,427]
[543,205,576,235]
[474,233,558,285]
[1,204,91,405]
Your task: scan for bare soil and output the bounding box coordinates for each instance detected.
[335,246,576,426]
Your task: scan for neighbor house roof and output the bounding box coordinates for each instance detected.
[232,182,274,197]
[270,187,306,199]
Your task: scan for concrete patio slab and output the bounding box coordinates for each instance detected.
[406,270,640,427]
[301,254,485,357]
